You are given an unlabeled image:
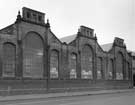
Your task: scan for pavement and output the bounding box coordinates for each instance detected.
[0,88,134,102]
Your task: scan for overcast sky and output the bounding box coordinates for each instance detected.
[0,0,134,51]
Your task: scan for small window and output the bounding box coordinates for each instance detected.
[33,14,36,17]
[33,14,37,21]
[38,15,42,21]
[90,32,93,36]
[27,12,31,18]
[87,30,89,36]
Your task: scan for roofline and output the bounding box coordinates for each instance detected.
[80,25,94,30]
[22,7,45,15]
[0,24,14,32]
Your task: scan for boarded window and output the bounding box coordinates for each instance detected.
[81,45,93,79]
[116,52,124,80]
[23,32,44,78]
[3,43,16,77]
[97,57,102,79]
[107,59,113,80]
[69,53,77,79]
[50,50,59,78]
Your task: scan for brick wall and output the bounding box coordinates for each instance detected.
[0,11,133,95]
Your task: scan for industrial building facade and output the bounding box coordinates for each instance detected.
[0,7,133,95]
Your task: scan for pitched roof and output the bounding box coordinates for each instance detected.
[101,43,113,52]
[0,24,14,35]
[60,35,113,52]
[60,34,77,43]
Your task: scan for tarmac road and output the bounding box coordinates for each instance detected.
[1,90,135,105]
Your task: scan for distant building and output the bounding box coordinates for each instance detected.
[0,7,133,95]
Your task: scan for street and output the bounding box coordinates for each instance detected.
[0,91,135,105]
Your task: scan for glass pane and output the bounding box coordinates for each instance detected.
[69,53,77,79]
[3,43,16,77]
[107,59,113,80]
[23,32,44,78]
[116,52,123,80]
[81,45,93,79]
[97,57,102,79]
[50,50,59,78]
[126,62,129,80]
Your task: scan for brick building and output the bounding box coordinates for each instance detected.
[0,7,133,95]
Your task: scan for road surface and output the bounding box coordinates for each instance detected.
[0,91,135,105]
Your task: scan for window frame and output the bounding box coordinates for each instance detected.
[2,42,16,78]
[81,44,94,79]
[22,32,44,79]
[69,52,77,79]
[50,49,59,79]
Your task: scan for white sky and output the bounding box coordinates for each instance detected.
[0,0,134,51]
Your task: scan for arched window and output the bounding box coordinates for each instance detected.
[116,52,124,80]
[23,32,44,78]
[126,62,129,80]
[97,57,102,79]
[81,45,93,79]
[50,50,59,78]
[69,53,77,79]
[3,43,16,77]
[107,59,113,80]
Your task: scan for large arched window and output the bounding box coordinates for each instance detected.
[116,52,124,80]
[97,57,102,79]
[23,32,44,78]
[81,45,93,79]
[3,43,16,77]
[107,59,113,80]
[69,53,77,79]
[50,50,59,78]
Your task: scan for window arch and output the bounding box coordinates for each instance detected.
[69,53,77,79]
[107,59,113,80]
[23,32,44,78]
[3,42,16,77]
[81,45,93,79]
[116,52,124,80]
[97,57,102,79]
[50,50,59,78]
